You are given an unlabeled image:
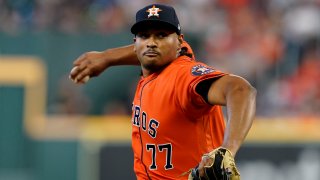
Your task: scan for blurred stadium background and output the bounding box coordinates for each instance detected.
[0,0,320,179]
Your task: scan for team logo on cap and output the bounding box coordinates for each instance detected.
[146,5,162,18]
[191,64,215,76]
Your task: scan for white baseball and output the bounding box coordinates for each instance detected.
[70,66,79,74]
[70,66,90,84]
[80,75,90,84]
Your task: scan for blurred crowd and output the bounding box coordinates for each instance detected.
[1,0,320,117]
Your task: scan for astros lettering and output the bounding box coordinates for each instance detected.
[132,105,159,139]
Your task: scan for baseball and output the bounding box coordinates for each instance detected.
[80,75,90,84]
[70,66,90,84]
[74,75,90,84]
[70,66,79,74]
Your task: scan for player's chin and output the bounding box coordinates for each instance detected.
[143,62,166,72]
[141,57,157,66]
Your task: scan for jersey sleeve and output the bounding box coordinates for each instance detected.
[175,62,227,113]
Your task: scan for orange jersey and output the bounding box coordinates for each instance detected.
[131,56,226,179]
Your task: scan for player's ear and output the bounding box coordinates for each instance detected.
[178,34,184,44]
[133,37,137,52]
[177,34,183,51]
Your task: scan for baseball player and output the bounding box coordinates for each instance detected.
[70,4,256,180]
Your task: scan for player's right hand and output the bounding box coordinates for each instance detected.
[69,51,110,84]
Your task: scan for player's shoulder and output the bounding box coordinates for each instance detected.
[170,57,218,76]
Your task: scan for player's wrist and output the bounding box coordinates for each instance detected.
[101,49,115,68]
[220,144,239,156]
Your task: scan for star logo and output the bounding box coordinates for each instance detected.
[196,67,208,73]
[146,5,162,18]
[191,64,215,76]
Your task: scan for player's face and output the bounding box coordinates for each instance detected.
[134,27,182,76]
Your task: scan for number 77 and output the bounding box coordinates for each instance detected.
[146,143,173,170]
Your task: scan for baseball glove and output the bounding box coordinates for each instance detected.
[188,147,240,180]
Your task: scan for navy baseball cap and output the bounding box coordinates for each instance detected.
[131,4,181,35]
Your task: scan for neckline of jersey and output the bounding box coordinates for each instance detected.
[140,55,192,81]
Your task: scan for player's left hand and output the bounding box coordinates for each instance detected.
[188,147,240,180]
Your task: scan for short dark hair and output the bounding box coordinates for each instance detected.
[179,47,193,58]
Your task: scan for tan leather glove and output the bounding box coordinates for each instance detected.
[189,147,240,180]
